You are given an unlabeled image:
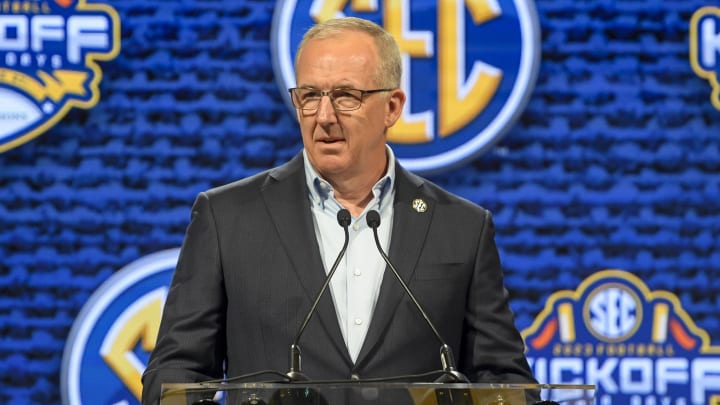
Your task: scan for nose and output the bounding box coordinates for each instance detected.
[315,95,337,124]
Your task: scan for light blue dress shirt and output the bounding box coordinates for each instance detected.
[303,148,396,362]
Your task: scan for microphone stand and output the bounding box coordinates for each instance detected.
[286,209,352,381]
[366,210,470,384]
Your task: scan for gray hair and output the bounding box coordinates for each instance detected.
[294,17,402,88]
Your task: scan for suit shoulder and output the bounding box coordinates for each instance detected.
[202,155,303,204]
[201,169,270,205]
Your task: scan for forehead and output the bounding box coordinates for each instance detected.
[296,31,379,88]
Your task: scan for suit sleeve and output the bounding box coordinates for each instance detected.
[460,209,537,384]
[141,192,228,405]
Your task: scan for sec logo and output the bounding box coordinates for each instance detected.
[271,0,541,173]
[523,269,720,404]
[585,283,642,342]
[61,249,178,405]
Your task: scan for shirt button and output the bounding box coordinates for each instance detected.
[350,373,360,381]
[353,268,362,276]
[352,223,360,231]
[354,318,363,325]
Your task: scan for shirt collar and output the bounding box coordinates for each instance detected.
[303,146,396,211]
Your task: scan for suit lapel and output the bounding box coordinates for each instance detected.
[355,165,434,367]
[261,154,351,365]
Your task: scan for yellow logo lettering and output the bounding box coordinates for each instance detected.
[438,0,502,137]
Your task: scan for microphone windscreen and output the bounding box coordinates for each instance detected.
[336,209,351,227]
[366,210,381,228]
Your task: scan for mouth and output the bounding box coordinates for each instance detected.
[319,138,344,144]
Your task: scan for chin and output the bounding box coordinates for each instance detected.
[315,160,353,176]
[317,164,349,176]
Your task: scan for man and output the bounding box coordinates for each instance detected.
[142,17,536,405]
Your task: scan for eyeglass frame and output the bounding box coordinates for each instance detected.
[288,87,396,112]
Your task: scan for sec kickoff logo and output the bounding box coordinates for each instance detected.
[0,0,120,153]
[61,249,178,405]
[522,269,720,405]
[271,0,541,173]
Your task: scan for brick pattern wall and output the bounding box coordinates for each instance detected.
[0,0,718,403]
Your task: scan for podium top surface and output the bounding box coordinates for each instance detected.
[162,382,595,390]
[160,381,596,405]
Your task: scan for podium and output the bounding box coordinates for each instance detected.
[159,382,595,405]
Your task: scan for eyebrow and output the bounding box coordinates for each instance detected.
[296,83,358,90]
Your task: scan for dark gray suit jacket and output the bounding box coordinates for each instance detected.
[141,153,535,404]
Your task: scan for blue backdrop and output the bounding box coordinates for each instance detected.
[1,0,718,403]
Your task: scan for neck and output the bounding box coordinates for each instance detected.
[334,190,373,218]
[325,161,388,218]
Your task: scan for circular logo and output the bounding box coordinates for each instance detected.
[584,283,643,342]
[61,249,178,405]
[271,0,541,173]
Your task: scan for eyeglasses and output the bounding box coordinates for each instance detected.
[288,87,394,112]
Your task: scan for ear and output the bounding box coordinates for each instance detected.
[384,88,406,128]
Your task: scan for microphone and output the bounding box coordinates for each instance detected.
[286,208,352,381]
[365,210,470,383]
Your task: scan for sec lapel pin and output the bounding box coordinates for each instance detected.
[412,198,427,213]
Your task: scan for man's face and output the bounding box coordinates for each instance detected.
[294,31,405,183]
